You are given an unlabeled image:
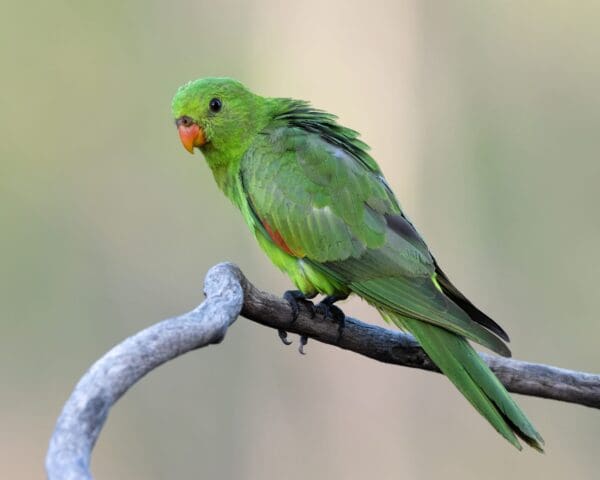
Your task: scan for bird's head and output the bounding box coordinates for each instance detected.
[171,77,265,161]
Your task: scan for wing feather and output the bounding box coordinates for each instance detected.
[240,116,509,354]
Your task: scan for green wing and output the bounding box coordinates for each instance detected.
[241,114,509,356]
[241,122,402,262]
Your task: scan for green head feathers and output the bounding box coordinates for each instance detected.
[171,77,272,164]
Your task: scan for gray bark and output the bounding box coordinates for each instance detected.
[46,262,600,479]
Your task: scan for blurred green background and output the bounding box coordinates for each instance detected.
[2,1,599,478]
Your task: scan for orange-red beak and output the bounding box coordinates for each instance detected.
[176,118,206,154]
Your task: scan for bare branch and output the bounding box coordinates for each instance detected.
[46,262,600,479]
[46,264,244,480]
[238,268,600,408]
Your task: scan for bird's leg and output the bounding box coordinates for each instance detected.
[279,290,317,351]
[283,290,317,323]
[315,294,348,342]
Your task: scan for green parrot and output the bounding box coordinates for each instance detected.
[171,77,544,451]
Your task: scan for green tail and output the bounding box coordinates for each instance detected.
[384,310,544,451]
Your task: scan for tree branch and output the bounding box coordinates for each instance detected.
[46,262,600,479]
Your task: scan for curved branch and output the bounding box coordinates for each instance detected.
[46,262,600,479]
[46,263,244,480]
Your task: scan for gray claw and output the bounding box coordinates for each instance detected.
[278,329,293,346]
[298,335,308,355]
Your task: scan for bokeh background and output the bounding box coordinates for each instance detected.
[2,1,600,478]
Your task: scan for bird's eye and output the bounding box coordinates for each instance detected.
[209,98,222,113]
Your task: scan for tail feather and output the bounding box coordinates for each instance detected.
[382,310,544,451]
[434,264,510,342]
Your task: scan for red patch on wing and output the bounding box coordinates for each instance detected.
[262,219,298,257]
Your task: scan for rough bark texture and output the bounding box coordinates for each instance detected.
[46,264,244,480]
[46,262,600,479]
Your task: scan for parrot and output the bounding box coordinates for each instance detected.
[171,77,544,451]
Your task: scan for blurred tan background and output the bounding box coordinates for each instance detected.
[2,1,600,478]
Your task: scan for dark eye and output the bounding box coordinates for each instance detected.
[209,98,222,113]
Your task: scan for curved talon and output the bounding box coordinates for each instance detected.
[298,335,308,355]
[283,290,316,323]
[315,295,347,343]
[278,329,293,346]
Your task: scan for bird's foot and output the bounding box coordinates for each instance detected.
[278,290,316,353]
[278,329,293,346]
[315,295,347,343]
[283,290,317,323]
